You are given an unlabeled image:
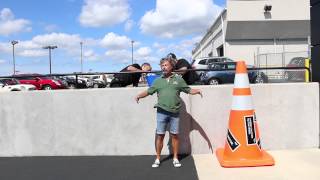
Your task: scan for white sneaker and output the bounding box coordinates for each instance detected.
[152,159,160,168]
[173,158,182,168]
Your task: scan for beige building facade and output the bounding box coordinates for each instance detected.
[192,0,310,66]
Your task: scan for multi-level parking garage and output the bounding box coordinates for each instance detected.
[192,0,311,82]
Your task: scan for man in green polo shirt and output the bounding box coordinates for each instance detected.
[135,57,202,168]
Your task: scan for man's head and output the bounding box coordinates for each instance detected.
[141,63,152,71]
[160,58,175,75]
[166,53,177,60]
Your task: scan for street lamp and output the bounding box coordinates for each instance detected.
[11,40,18,75]
[80,42,83,73]
[131,40,134,64]
[43,45,57,75]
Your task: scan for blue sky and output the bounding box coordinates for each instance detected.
[0,0,225,75]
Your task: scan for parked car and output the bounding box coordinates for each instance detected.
[79,75,112,88]
[64,76,88,89]
[52,76,87,89]
[52,76,69,87]
[13,74,67,90]
[191,57,234,75]
[90,75,108,88]
[0,78,36,92]
[200,61,268,85]
[284,57,309,81]
[78,76,94,88]
[92,79,106,88]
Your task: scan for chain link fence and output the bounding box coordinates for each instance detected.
[255,51,311,82]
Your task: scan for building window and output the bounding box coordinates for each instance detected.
[217,45,224,56]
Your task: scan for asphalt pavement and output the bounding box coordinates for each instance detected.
[0,155,198,180]
[0,149,319,180]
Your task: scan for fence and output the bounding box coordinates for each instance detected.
[0,65,312,92]
[255,51,311,81]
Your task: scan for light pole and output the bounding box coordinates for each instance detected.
[43,45,57,75]
[11,40,18,75]
[80,42,83,73]
[131,40,134,64]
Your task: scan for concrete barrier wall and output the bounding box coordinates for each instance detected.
[0,83,318,156]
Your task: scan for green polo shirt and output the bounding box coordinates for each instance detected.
[147,74,191,113]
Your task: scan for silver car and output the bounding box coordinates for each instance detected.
[191,57,234,74]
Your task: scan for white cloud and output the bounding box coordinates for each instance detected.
[0,40,47,57]
[105,47,157,65]
[105,49,131,62]
[0,42,11,53]
[31,33,102,60]
[0,8,32,36]
[0,33,87,58]
[83,49,99,61]
[124,19,134,32]
[152,36,201,60]
[18,40,42,49]
[153,42,167,54]
[135,46,158,64]
[0,8,14,20]
[79,0,130,27]
[0,33,106,74]
[140,0,222,38]
[0,59,6,64]
[100,32,131,49]
[32,33,82,49]
[136,47,152,57]
[0,40,51,57]
[19,49,47,57]
[102,36,153,63]
[178,36,204,58]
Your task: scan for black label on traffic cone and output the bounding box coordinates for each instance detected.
[244,115,256,145]
[257,139,262,149]
[227,129,240,151]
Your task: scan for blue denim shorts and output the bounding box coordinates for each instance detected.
[156,108,180,135]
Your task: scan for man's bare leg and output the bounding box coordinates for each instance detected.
[156,134,165,160]
[171,133,179,160]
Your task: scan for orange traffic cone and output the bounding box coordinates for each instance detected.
[216,61,275,167]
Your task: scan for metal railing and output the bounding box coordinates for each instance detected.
[0,66,312,90]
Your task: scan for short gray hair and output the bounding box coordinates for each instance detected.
[160,58,176,67]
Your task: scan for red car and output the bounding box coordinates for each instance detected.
[14,74,67,90]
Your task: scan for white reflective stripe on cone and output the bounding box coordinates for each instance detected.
[231,96,253,110]
[234,73,250,88]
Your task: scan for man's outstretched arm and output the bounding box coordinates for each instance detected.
[189,89,203,97]
[135,90,149,103]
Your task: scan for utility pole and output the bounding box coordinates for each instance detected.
[80,41,83,73]
[43,45,58,75]
[131,40,134,64]
[11,40,18,75]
